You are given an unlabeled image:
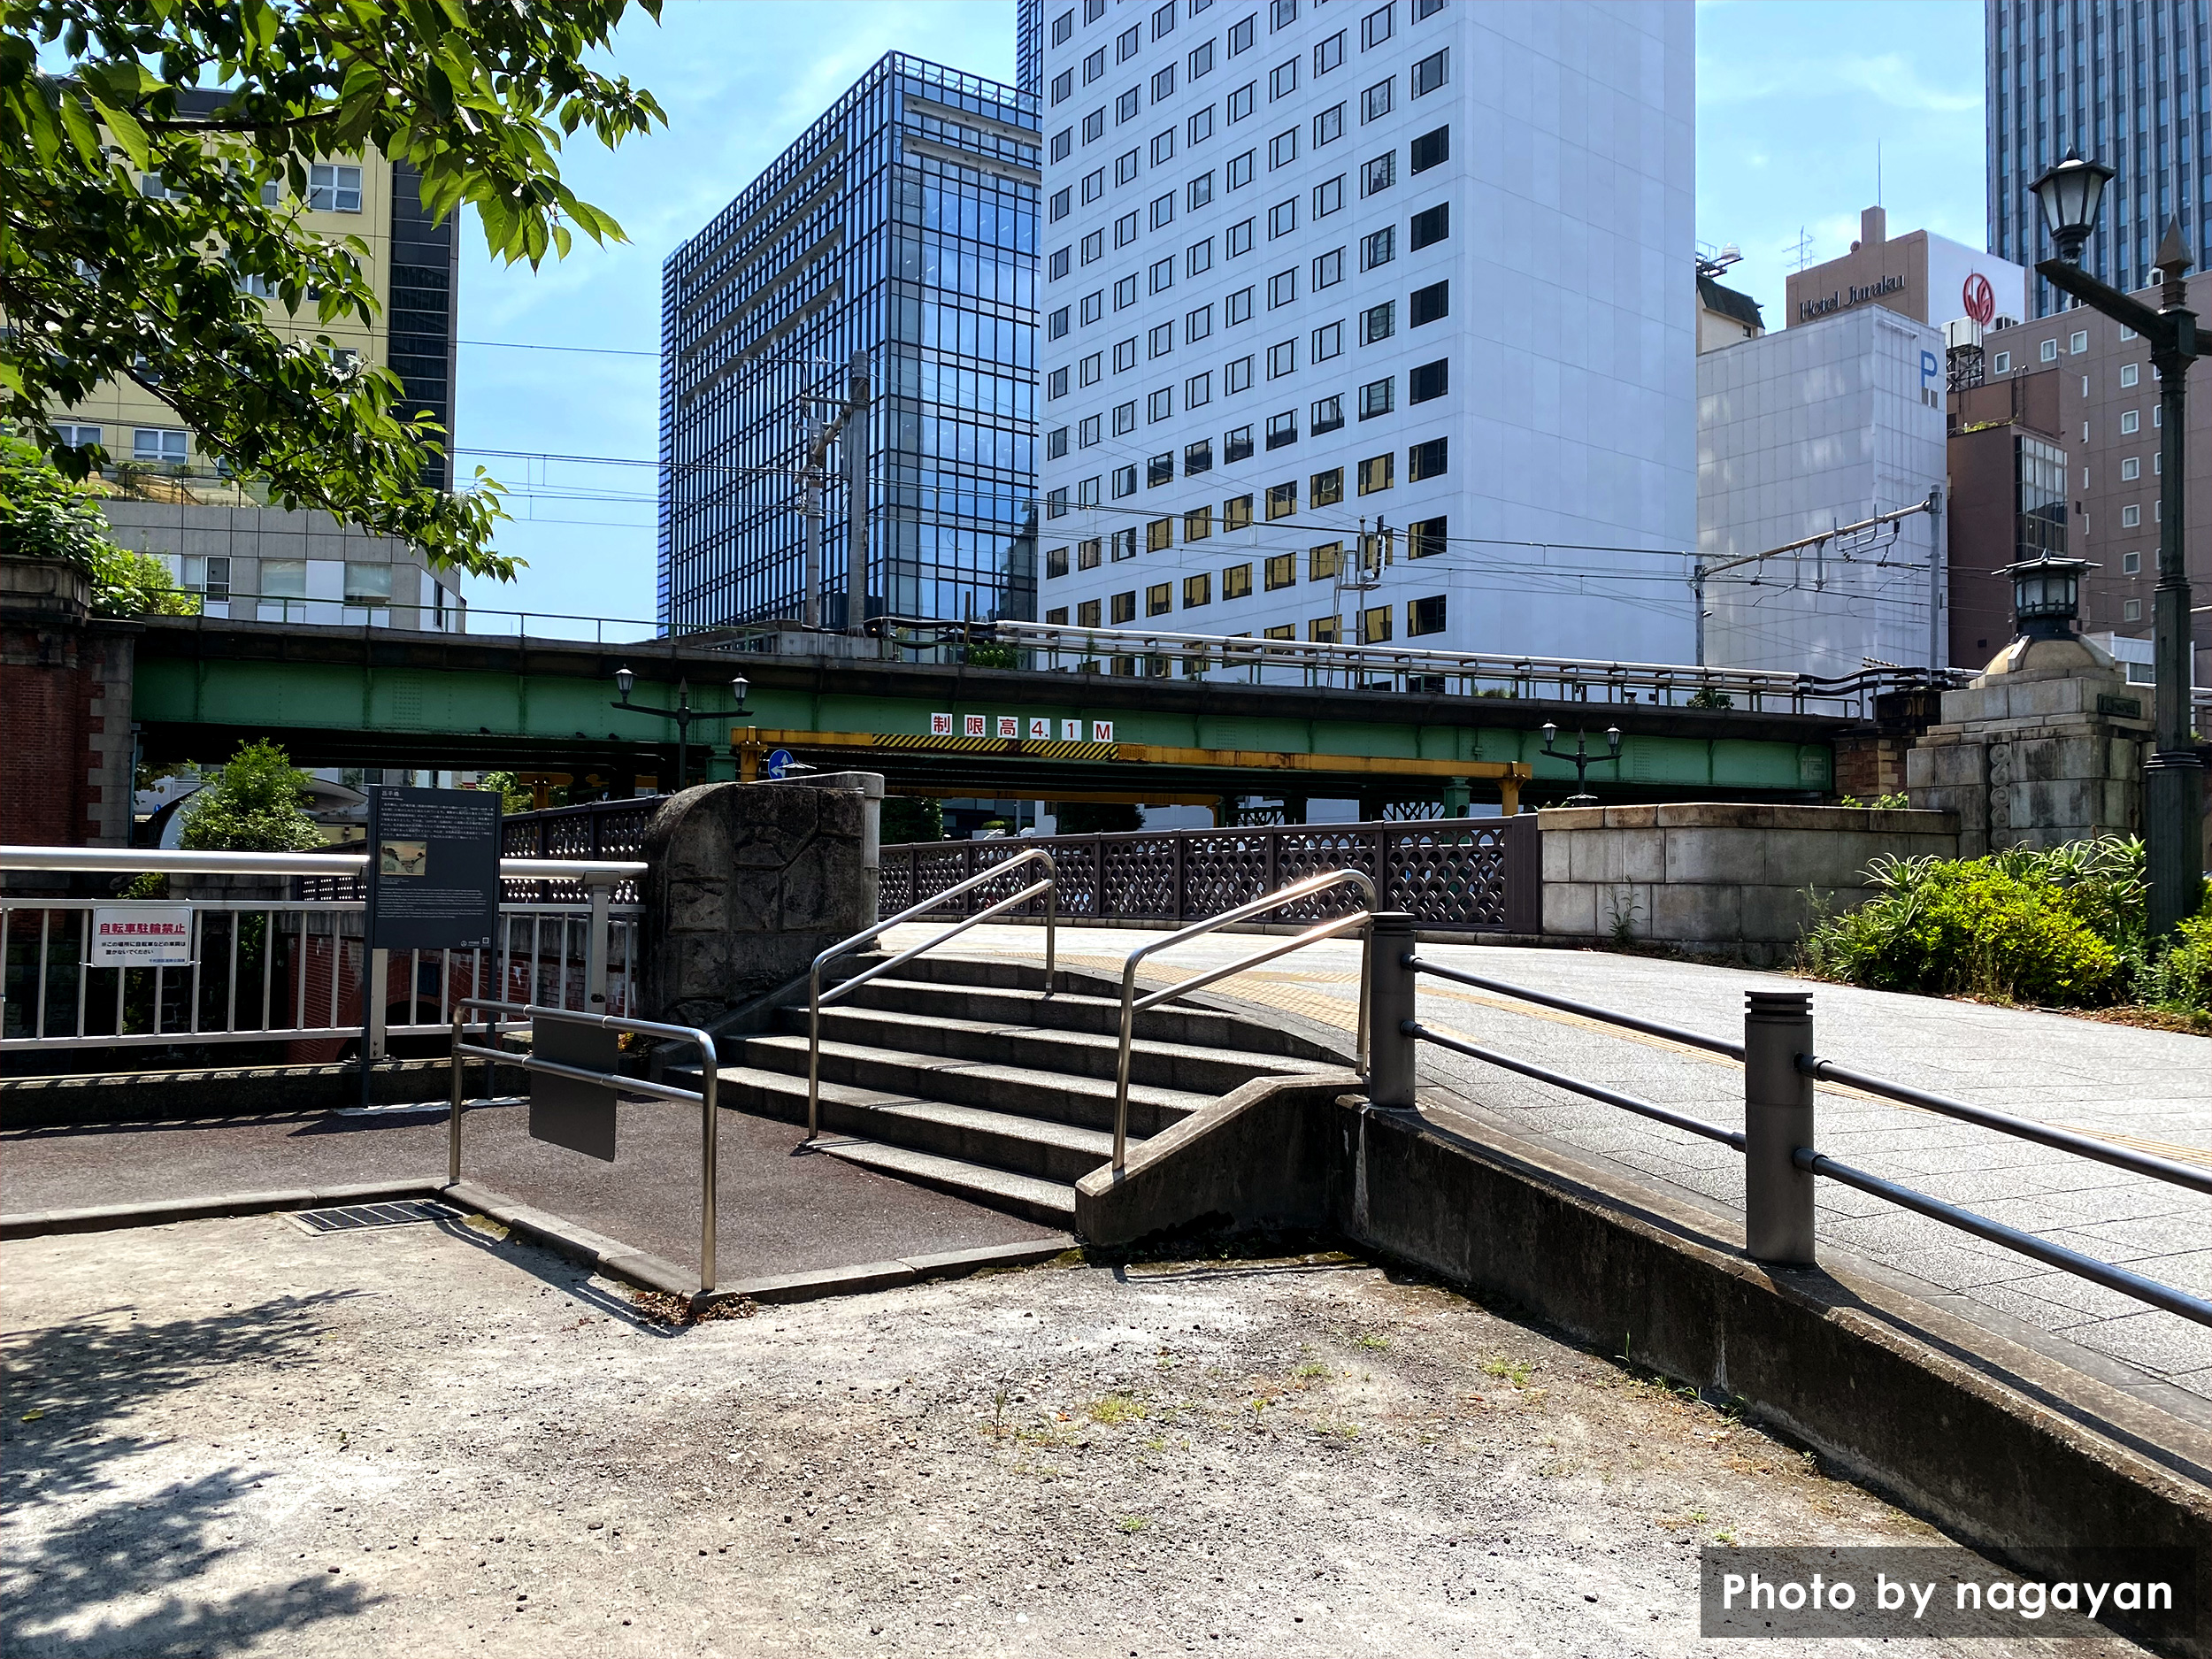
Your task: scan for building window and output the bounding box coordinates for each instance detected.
[1226,286,1254,324]
[1152,257,1178,292]
[1082,230,1103,263]
[1047,606,1070,625]
[1118,87,1141,122]
[1310,616,1340,644]
[2122,456,2141,480]
[1361,301,1394,345]
[1266,480,1298,518]
[1150,387,1174,421]
[1115,211,1140,247]
[1084,108,1105,142]
[1047,545,1071,579]
[262,558,307,598]
[1271,0,1298,30]
[1149,512,1175,549]
[1409,202,1448,250]
[1992,350,2010,373]
[1225,492,1254,527]
[1358,376,1393,419]
[1407,514,1447,558]
[1362,604,1393,643]
[1079,599,1104,626]
[1224,562,1253,598]
[1226,217,1255,257]
[1270,58,1298,100]
[1147,580,1171,615]
[2039,338,2059,362]
[1049,306,1071,340]
[1053,127,1074,162]
[1227,149,1255,188]
[1229,12,1255,53]
[132,427,188,465]
[1079,539,1104,570]
[1409,125,1448,172]
[1269,127,1298,168]
[1410,280,1448,326]
[1081,289,1104,324]
[1080,352,1102,385]
[54,422,101,451]
[1079,415,1102,447]
[1182,369,1212,410]
[1311,396,1344,435]
[1188,172,1215,212]
[1187,303,1214,342]
[1361,226,1394,269]
[1189,39,1214,78]
[2070,329,2088,353]
[1188,104,1215,143]
[1149,452,1175,487]
[1410,48,1447,96]
[1111,526,1138,558]
[1225,428,1255,465]
[1228,81,1256,121]
[1114,275,1139,310]
[1225,355,1254,393]
[1053,69,1074,103]
[1054,8,1075,42]
[1313,175,1344,219]
[1184,572,1213,608]
[1408,436,1448,480]
[1409,357,1448,403]
[1309,541,1340,581]
[1047,426,1071,459]
[1362,150,1395,196]
[342,562,392,606]
[308,163,363,211]
[2121,503,2141,527]
[1358,452,1394,494]
[1362,3,1394,49]
[1267,339,1296,378]
[1265,410,1298,449]
[1311,465,1345,505]
[1049,187,1072,222]
[1111,591,1137,623]
[1115,338,1139,373]
[1153,65,1177,100]
[1268,268,1297,308]
[1268,198,1297,237]
[1047,486,1070,517]
[2121,550,2141,574]
[1116,148,1141,185]
[2121,409,2139,434]
[1265,553,1296,589]
[1362,77,1394,122]
[1312,321,1343,361]
[2124,597,2143,621]
[1049,246,1071,280]
[1186,436,1214,472]
[1078,475,1102,508]
[1153,128,1177,167]
[1315,102,1344,147]
[1408,594,1446,636]
[2119,362,2139,388]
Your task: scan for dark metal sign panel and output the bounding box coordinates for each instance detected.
[527,1021,621,1162]
[364,786,501,953]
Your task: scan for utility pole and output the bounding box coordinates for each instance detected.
[802,414,826,630]
[1924,483,1945,673]
[845,349,870,637]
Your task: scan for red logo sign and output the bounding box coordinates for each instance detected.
[1962,272,1996,326]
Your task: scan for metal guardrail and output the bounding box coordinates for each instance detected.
[1371,941,2211,1330]
[806,846,1059,1137]
[887,617,1968,720]
[1110,868,1376,1171]
[450,998,722,1294]
[880,816,1540,934]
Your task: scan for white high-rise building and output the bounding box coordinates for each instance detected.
[1033,0,1695,664]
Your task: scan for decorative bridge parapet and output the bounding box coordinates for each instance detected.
[878,816,1542,934]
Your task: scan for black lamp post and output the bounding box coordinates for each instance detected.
[1999,553,2096,641]
[1540,722,1622,808]
[2029,150,2206,937]
[611,668,752,793]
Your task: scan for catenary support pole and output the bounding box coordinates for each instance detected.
[846,349,870,637]
[1743,990,1816,1264]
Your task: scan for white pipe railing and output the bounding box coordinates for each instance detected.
[0,846,646,881]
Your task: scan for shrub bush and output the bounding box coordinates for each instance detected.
[1800,837,2185,1010]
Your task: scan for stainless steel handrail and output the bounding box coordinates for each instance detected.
[1,845,646,881]
[1109,868,1377,1171]
[805,846,1058,1136]
[451,997,722,1293]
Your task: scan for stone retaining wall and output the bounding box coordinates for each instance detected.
[1538,803,1961,964]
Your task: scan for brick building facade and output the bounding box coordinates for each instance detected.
[1,560,137,852]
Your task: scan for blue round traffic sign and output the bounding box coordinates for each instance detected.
[765,748,792,780]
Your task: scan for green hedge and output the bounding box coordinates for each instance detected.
[1801,837,2211,1014]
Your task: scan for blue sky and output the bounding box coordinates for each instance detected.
[457,0,1988,631]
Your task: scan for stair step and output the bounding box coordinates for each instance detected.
[733,1036,1209,1136]
[831,975,1341,1060]
[790,1003,1330,1091]
[810,1137,1077,1225]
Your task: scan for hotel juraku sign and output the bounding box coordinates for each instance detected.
[1797,273,1906,322]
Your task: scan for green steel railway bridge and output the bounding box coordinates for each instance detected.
[127,613,1942,815]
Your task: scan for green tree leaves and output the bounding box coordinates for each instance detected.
[0,0,665,578]
[177,739,324,851]
[0,422,196,613]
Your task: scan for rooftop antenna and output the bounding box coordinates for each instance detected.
[1783,227,1816,273]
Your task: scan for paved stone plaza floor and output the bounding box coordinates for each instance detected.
[0,1215,2147,1658]
[893,926,2212,1412]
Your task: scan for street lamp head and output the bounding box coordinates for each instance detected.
[613,665,635,701]
[1999,553,2096,642]
[1605,726,1623,756]
[731,674,749,708]
[2030,150,2116,265]
[1540,721,1558,747]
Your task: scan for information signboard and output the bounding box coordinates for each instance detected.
[88,906,195,966]
[364,786,502,953]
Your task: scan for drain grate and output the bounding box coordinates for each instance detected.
[288,1199,461,1235]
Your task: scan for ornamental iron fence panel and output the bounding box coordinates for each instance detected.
[878,817,1539,934]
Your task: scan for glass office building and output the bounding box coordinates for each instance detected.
[658,53,1041,633]
[1987,0,2210,317]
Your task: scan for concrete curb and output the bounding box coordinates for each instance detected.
[0,1180,1078,1315]
[0,1178,443,1240]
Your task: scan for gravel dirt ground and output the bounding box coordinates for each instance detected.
[0,1214,2141,1657]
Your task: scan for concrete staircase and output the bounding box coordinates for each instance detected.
[695,956,1348,1225]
